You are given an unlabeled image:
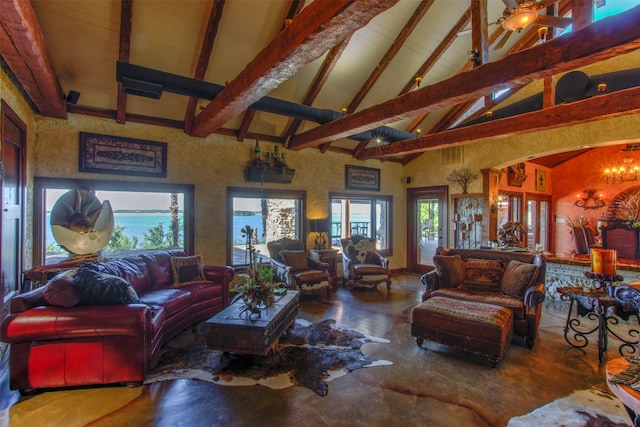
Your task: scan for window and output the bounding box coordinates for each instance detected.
[329,193,392,255]
[227,187,306,267]
[34,178,194,265]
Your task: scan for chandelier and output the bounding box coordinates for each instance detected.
[500,6,538,32]
[604,156,640,183]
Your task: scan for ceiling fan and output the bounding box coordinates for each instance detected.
[457,0,572,49]
[494,0,572,48]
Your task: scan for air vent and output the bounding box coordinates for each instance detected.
[441,146,464,165]
[122,77,163,99]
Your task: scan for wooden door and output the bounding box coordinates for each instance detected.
[1,101,26,315]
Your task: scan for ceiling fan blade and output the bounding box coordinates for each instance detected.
[494,30,513,50]
[533,0,560,10]
[457,22,498,37]
[535,15,572,28]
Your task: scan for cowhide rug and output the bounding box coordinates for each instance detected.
[145,318,392,396]
[507,386,631,427]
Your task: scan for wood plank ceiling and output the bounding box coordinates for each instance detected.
[1,0,639,165]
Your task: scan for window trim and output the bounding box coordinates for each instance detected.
[329,192,393,256]
[33,177,195,265]
[226,187,307,267]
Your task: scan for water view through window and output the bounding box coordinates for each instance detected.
[45,189,185,263]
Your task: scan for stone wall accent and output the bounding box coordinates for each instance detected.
[545,260,640,300]
[265,199,296,243]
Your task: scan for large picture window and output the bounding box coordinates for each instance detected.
[227,187,306,267]
[329,193,392,255]
[34,178,194,265]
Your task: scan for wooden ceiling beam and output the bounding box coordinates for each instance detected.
[190,0,399,138]
[396,7,472,96]
[0,0,66,118]
[239,0,302,142]
[346,0,435,114]
[116,0,133,125]
[281,37,351,146]
[356,86,640,160]
[471,0,489,66]
[184,0,226,134]
[287,6,640,150]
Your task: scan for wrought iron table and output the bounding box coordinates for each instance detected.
[559,286,639,363]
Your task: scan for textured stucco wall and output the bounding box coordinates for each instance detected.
[33,114,406,268]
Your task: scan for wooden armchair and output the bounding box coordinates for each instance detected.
[340,235,391,293]
[267,238,332,296]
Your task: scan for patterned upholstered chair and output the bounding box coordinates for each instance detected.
[267,238,332,296]
[340,235,391,293]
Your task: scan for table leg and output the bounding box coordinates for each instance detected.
[596,303,607,363]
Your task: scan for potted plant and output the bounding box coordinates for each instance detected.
[232,225,281,317]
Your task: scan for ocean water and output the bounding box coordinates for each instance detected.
[45,213,264,248]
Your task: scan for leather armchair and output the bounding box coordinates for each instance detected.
[340,235,391,293]
[267,238,332,296]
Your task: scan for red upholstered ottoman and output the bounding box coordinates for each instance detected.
[411,296,514,367]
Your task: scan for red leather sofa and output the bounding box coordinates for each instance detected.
[0,250,234,392]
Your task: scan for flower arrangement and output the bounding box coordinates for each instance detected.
[232,225,279,316]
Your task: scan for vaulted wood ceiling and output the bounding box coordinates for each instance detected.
[1,0,639,165]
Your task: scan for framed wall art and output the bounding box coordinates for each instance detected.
[536,169,546,192]
[345,165,380,191]
[79,132,167,178]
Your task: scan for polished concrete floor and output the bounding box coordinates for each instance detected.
[0,274,636,426]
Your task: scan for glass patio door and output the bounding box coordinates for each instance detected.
[526,195,551,251]
[407,186,448,273]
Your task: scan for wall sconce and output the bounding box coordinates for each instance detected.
[341,108,347,115]
[537,26,548,41]
[604,155,639,183]
[598,83,607,94]
[415,77,422,87]
[574,189,605,210]
[415,129,421,137]
[491,191,507,213]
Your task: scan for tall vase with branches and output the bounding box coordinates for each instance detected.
[447,168,478,194]
[232,225,277,317]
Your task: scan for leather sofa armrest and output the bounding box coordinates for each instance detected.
[202,265,234,287]
[1,304,151,343]
[524,282,546,308]
[9,286,47,314]
[421,271,440,301]
[308,258,329,272]
[203,265,234,307]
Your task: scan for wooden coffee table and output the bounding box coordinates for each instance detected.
[206,290,299,356]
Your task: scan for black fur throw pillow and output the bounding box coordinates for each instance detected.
[73,263,140,306]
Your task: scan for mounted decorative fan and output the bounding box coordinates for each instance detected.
[50,189,114,255]
[494,0,572,48]
[457,0,572,49]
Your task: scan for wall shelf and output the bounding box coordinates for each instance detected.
[245,166,295,183]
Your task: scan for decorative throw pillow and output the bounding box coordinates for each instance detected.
[73,264,140,305]
[501,260,539,298]
[280,250,309,272]
[433,255,463,288]
[170,255,206,287]
[43,270,81,308]
[462,258,505,292]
